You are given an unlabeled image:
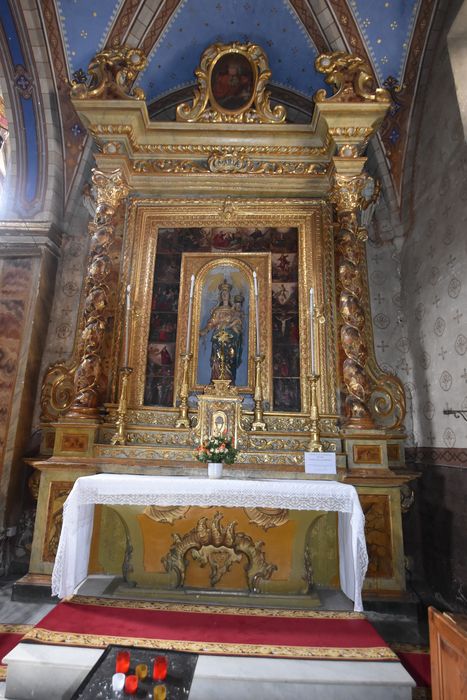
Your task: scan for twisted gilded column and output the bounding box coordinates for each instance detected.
[331,174,375,427]
[66,169,129,419]
[313,52,391,428]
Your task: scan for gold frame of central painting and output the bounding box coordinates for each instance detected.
[124,198,337,416]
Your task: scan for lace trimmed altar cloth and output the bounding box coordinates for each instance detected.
[51,474,368,611]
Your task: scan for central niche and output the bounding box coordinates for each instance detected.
[144,225,301,412]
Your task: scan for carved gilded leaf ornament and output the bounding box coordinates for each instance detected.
[314,53,390,104]
[176,42,286,123]
[162,512,276,591]
[70,42,147,101]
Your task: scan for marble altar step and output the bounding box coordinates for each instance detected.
[3,642,414,700]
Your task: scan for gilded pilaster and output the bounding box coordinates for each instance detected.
[66,169,129,419]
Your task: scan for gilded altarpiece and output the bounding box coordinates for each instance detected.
[23,45,415,605]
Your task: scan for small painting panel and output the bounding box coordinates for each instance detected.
[153,253,181,283]
[151,284,179,313]
[271,227,298,252]
[211,227,243,251]
[271,253,297,282]
[211,52,255,112]
[353,444,383,465]
[148,313,177,343]
[242,227,271,252]
[273,378,300,412]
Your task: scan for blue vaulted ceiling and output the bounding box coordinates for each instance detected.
[136,0,320,102]
[54,0,423,103]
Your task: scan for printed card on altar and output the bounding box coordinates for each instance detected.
[305,452,337,476]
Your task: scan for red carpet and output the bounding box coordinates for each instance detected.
[0,625,33,680]
[392,644,431,698]
[22,595,397,661]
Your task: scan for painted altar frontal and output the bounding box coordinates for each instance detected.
[24,44,415,601]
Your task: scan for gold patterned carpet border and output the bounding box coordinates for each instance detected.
[23,627,396,661]
[65,594,365,619]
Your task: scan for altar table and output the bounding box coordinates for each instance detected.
[51,474,368,611]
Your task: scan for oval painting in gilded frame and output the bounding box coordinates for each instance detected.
[210,51,256,113]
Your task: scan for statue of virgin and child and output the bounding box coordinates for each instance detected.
[199,278,244,384]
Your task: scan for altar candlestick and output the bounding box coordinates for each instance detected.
[185,274,195,353]
[310,287,316,374]
[123,284,131,367]
[253,271,260,356]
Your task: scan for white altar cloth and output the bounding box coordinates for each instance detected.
[51,474,368,611]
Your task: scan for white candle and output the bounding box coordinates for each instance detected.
[253,271,260,356]
[310,287,316,373]
[185,274,195,353]
[123,284,131,367]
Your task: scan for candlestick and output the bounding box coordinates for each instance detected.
[308,373,323,452]
[252,355,267,431]
[185,274,195,353]
[110,367,132,445]
[175,353,192,428]
[123,284,131,367]
[309,287,316,374]
[253,271,260,356]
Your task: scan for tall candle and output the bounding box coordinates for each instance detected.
[253,271,260,356]
[185,274,195,354]
[310,287,316,373]
[123,284,131,367]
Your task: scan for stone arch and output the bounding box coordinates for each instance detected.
[448,0,467,141]
[0,0,64,221]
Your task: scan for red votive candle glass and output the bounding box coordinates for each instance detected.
[115,650,131,674]
[153,655,168,681]
[124,674,138,694]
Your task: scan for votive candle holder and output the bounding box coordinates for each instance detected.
[152,655,168,681]
[124,674,138,694]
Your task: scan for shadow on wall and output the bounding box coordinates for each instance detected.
[403,462,467,613]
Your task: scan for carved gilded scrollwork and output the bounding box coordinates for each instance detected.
[331,173,376,427]
[314,53,390,104]
[177,42,286,124]
[40,359,79,422]
[70,43,147,101]
[161,512,277,592]
[367,360,406,431]
[244,508,289,530]
[144,505,190,524]
[66,169,129,419]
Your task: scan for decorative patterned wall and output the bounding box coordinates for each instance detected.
[366,200,415,443]
[400,12,467,453]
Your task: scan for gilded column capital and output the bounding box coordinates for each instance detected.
[92,168,129,209]
[330,172,374,216]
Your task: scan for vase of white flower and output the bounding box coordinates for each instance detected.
[195,433,238,479]
[207,462,223,479]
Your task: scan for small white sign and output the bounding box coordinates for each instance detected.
[305,451,337,475]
